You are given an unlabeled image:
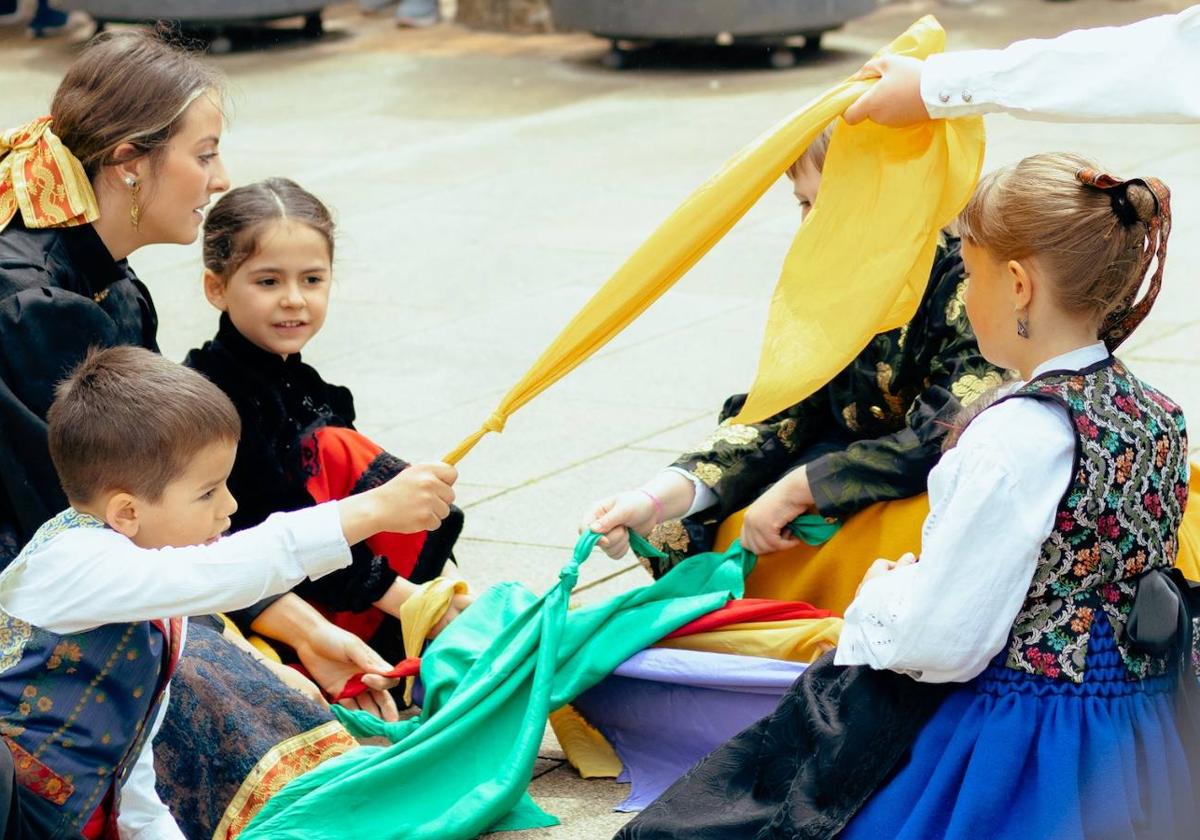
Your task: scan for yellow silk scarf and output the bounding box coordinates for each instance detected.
[0,117,99,234]
[444,15,984,463]
[399,576,470,704]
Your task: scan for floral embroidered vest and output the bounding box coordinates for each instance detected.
[995,358,1188,683]
[0,510,181,838]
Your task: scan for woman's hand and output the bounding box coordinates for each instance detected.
[221,620,328,707]
[741,467,814,556]
[844,55,930,127]
[294,622,401,721]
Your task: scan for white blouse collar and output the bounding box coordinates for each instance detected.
[1029,341,1110,380]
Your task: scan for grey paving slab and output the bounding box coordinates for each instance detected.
[453,538,567,592]
[630,415,721,454]
[571,563,650,605]
[461,446,679,548]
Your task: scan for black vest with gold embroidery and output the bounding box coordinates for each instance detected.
[994,358,1188,683]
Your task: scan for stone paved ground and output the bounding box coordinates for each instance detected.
[2,0,1198,835]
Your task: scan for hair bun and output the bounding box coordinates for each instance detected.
[1123,181,1158,226]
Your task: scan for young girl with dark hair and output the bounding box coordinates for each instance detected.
[185,177,471,667]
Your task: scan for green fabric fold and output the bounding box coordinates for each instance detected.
[790,513,842,546]
[240,530,753,839]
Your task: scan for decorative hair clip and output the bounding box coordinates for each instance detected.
[1075,167,1171,351]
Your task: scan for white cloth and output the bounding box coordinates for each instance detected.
[835,342,1109,683]
[0,502,351,839]
[923,6,1200,123]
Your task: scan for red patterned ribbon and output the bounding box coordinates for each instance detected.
[0,117,100,234]
[334,657,422,702]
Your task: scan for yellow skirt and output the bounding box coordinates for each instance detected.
[716,466,1200,615]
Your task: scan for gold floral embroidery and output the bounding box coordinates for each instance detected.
[897,323,910,351]
[778,418,797,450]
[0,613,32,676]
[691,424,760,453]
[648,520,689,553]
[951,371,1005,406]
[945,278,967,324]
[842,403,860,432]
[214,721,357,840]
[875,362,905,417]
[691,463,723,488]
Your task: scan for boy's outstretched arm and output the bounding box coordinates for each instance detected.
[0,463,458,634]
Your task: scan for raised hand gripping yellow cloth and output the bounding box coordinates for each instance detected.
[0,117,99,234]
[444,15,984,463]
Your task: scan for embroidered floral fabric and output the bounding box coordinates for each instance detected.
[651,238,1005,575]
[1001,360,1189,682]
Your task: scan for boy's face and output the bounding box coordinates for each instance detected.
[791,157,822,221]
[128,440,239,550]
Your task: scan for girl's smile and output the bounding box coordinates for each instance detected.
[203,218,332,358]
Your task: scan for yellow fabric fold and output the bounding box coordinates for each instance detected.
[399,576,469,704]
[654,616,843,663]
[0,117,99,234]
[549,705,624,780]
[720,495,930,614]
[730,101,984,423]
[1175,465,1200,580]
[444,15,983,463]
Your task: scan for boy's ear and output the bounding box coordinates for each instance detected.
[203,269,229,312]
[104,493,141,540]
[1007,258,1034,310]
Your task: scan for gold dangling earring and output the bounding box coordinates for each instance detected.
[125,176,141,231]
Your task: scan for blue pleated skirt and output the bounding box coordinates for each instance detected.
[840,618,1200,840]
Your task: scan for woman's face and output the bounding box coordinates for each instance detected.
[138,94,229,246]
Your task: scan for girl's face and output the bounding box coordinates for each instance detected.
[204,219,333,358]
[137,94,229,246]
[961,239,1023,371]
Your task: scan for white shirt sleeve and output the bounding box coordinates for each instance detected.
[922,6,1200,123]
[834,397,1075,682]
[0,503,351,635]
[116,696,186,840]
[665,467,719,518]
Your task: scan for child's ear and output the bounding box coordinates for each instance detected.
[1007,258,1034,310]
[104,493,141,540]
[203,270,230,312]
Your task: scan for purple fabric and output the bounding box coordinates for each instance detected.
[572,649,808,811]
